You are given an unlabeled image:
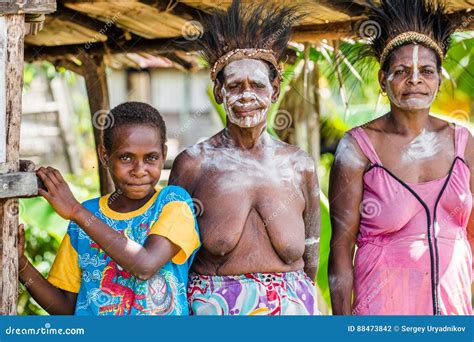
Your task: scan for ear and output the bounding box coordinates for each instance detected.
[378,69,386,92]
[271,77,281,103]
[97,144,109,168]
[213,79,224,104]
[161,144,168,161]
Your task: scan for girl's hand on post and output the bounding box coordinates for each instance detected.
[18,223,28,271]
[36,167,82,221]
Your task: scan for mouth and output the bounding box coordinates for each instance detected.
[126,183,151,189]
[233,107,262,117]
[402,92,428,97]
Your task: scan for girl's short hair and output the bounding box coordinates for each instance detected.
[102,101,167,152]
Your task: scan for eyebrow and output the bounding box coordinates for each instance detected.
[395,63,436,68]
[116,150,161,155]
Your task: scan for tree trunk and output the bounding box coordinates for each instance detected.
[81,52,114,196]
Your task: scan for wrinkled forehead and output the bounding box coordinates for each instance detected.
[389,44,438,68]
[222,59,271,83]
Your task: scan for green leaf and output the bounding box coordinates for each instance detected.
[317,191,332,308]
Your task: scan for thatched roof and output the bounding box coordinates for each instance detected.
[24,0,474,70]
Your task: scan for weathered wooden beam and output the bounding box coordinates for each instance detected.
[292,10,474,42]
[51,58,83,75]
[24,36,191,61]
[0,13,25,315]
[80,52,114,196]
[0,0,55,14]
[0,172,39,198]
[292,21,356,42]
[141,0,211,21]
[319,0,367,17]
[54,3,128,41]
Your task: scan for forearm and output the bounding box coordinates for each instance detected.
[72,206,167,279]
[328,254,354,315]
[303,241,319,281]
[19,258,75,315]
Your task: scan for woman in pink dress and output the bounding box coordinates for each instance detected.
[328,0,473,315]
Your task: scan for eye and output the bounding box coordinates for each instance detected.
[394,69,406,75]
[254,82,266,88]
[120,154,131,162]
[422,69,434,74]
[146,155,159,162]
[227,83,239,90]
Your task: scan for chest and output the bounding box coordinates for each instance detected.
[190,157,306,255]
[373,133,455,184]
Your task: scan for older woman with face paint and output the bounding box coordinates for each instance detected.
[169,0,320,315]
[329,0,473,315]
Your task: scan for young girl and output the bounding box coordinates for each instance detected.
[18,101,200,315]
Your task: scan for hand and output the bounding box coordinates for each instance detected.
[36,167,81,220]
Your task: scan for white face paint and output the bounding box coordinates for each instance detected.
[223,88,269,128]
[412,45,420,82]
[221,59,273,128]
[384,44,438,111]
[334,135,367,169]
[402,129,441,163]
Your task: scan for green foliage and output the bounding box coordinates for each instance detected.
[317,191,332,307]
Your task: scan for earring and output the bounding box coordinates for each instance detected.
[381,88,387,97]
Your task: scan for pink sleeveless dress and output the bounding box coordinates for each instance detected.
[348,125,473,315]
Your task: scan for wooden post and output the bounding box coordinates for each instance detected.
[80,52,114,195]
[0,13,25,315]
[0,0,55,315]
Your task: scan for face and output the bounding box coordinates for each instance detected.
[99,124,167,200]
[215,59,280,128]
[379,44,441,111]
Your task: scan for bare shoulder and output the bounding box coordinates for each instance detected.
[359,115,388,136]
[169,141,208,190]
[333,131,368,171]
[271,137,315,173]
[173,144,205,171]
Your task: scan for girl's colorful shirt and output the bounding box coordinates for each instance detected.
[47,185,200,316]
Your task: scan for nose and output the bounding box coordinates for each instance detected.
[407,70,422,84]
[131,160,147,177]
[239,90,255,103]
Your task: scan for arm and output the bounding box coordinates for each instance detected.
[300,154,320,281]
[328,134,367,315]
[18,224,77,315]
[36,167,180,281]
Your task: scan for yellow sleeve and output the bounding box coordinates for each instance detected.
[149,201,200,265]
[48,234,81,293]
